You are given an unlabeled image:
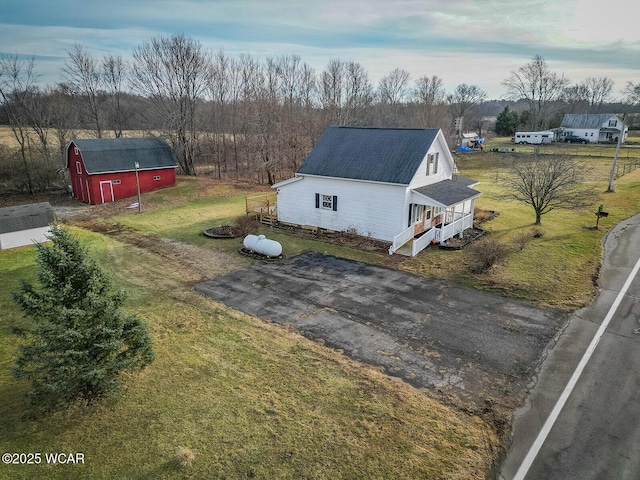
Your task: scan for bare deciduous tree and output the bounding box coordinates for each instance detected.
[413,75,446,128]
[320,59,345,125]
[503,153,591,225]
[378,68,410,126]
[447,83,486,140]
[583,77,614,112]
[207,49,232,177]
[623,81,640,105]
[62,44,105,137]
[48,83,78,161]
[131,34,209,175]
[320,59,373,126]
[344,61,374,126]
[0,54,58,193]
[502,55,569,130]
[102,54,129,138]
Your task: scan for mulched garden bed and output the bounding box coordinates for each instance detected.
[202,225,241,239]
[439,227,486,250]
[238,247,284,262]
[271,223,392,254]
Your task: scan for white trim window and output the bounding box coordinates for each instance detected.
[315,193,338,211]
[75,161,82,175]
[427,152,439,175]
[153,175,161,181]
[113,179,121,185]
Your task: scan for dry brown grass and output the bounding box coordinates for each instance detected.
[174,446,196,468]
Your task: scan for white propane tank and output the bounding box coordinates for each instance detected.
[243,234,282,257]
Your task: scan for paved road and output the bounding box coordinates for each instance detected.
[500,214,640,480]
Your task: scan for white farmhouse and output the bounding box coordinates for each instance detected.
[560,114,628,143]
[0,202,55,250]
[273,126,481,256]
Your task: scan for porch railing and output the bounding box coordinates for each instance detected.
[439,213,473,241]
[412,228,436,256]
[389,225,414,255]
[389,212,474,256]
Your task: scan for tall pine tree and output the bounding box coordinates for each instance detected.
[495,106,520,136]
[12,225,154,411]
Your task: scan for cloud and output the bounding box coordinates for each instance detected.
[1,0,639,98]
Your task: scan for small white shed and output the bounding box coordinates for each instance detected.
[0,202,55,250]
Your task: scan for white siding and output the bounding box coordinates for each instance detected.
[276,176,408,241]
[408,131,455,188]
[0,226,51,250]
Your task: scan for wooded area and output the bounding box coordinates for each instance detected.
[1,35,639,195]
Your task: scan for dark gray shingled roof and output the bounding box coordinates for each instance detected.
[413,179,481,207]
[0,202,55,234]
[71,137,177,174]
[561,114,622,130]
[296,126,440,184]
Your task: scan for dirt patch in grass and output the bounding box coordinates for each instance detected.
[75,219,245,282]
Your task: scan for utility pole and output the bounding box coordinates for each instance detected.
[134,162,142,212]
[607,123,624,192]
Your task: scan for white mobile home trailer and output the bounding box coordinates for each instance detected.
[513,131,555,144]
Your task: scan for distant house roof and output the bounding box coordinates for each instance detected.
[296,126,440,185]
[70,137,177,174]
[0,202,55,234]
[412,179,481,207]
[561,114,623,130]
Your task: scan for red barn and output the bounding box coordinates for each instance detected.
[67,137,178,205]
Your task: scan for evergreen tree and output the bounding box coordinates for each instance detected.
[494,106,520,136]
[12,225,154,411]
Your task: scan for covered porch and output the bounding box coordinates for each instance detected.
[389,178,481,256]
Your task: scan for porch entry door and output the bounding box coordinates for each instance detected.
[100,180,114,204]
[411,204,426,235]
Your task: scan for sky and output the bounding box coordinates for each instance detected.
[1,0,639,99]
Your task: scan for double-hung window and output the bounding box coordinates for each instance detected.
[315,193,338,211]
[427,152,439,175]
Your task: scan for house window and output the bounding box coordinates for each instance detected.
[411,204,424,224]
[153,175,161,181]
[315,193,338,211]
[609,120,617,127]
[113,179,121,185]
[427,152,439,175]
[76,161,82,174]
[74,147,79,155]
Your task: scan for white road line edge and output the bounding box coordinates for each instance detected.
[513,255,640,480]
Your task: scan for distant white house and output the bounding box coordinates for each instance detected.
[272,126,481,256]
[560,114,628,144]
[0,202,55,250]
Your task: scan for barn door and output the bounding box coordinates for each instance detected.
[100,181,114,204]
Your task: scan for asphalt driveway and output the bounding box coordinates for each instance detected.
[196,251,565,408]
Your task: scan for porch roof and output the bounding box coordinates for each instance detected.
[411,178,481,207]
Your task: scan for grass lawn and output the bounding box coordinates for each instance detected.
[3,143,640,478]
[0,227,498,479]
[397,150,640,309]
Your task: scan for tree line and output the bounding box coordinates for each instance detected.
[1,35,639,194]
